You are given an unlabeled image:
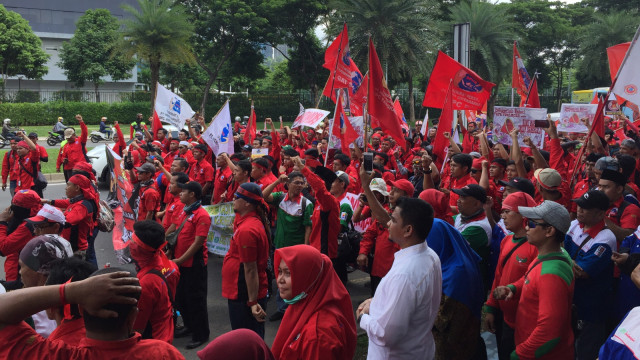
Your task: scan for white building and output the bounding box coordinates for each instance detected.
[3,0,140,102]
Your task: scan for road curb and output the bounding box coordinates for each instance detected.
[44,173,66,184]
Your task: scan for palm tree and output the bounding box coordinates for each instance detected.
[120,0,195,113]
[329,0,442,121]
[576,12,640,89]
[448,0,516,119]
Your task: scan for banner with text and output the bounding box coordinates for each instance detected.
[345,192,373,233]
[492,107,547,148]
[204,202,236,255]
[108,148,136,264]
[558,104,597,133]
[292,107,331,129]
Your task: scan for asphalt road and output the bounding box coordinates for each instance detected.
[0,182,374,359]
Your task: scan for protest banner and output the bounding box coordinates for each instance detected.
[251,148,268,159]
[292,106,331,129]
[345,192,373,233]
[108,148,136,264]
[154,83,195,130]
[558,104,597,133]
[204,202,236,255]
[201,100,234,156]
[492,106,547,148]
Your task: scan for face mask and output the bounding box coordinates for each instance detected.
[281,260,324,305]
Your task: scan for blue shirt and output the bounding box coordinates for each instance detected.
[615,227,640,319]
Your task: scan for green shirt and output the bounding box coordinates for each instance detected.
[270,192,313,249]
[339,197,354,229]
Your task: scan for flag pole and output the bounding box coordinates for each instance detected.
[210,99,229,125]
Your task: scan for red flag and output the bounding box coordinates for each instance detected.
[432,82,454,169]
[512,42,532,99]
[423,51,495,110]
[152,110,163,140]
[522,77,540,108]
[332,92,359,154]
[322,23,364,104]
[607,42,630,82]
[368,38,405,147]
[244,105,256,146]
[393,99,410,132]
[592,97,605,139]
[350,73,368,116]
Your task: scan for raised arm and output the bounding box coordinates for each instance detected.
[360,163,391,226]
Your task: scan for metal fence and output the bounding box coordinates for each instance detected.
[0,89,148,104]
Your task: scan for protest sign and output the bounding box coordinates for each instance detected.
[204,202,236,255]
[292,107,331,129]
[492,106,547,148]
[251,148,268,159]
[558,104,597,133]
[345,192,373,233]
[108,148,135,264]
[154,83,195,130]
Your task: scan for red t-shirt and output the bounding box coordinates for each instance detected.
[14,149,40,190]
[134,257,175,344]
[448,173,478,208]
[138,185,160,222]
[54,198,95,251]
[189,159,214,189]
[570,178,593,213]
[359,219,399,278]
[212,166,232,204]
[0,321,184,359]
[0,222,36,281]
[221,211,269,300]
[49,318,86,346]
[606,197,640,229]
[173,206,211,267]
[162,197,184,231]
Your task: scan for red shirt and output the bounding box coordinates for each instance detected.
[448,173,478,208]
[570,178,594,213]
[189,158,214,189]
[489,179,505,214]
[62,121,88,169]
[138,185,160,222]
[222,211,269,300]
[173,206,211,267]
[53,197,95,251]
[49,318,86,346]
[162,197,184,231]
[302,166,340,259]
[359,218,399,278]
[606,197,640,229]
[212,166,232,204]
[134,256,176,344]
[0,321,184,359]
[14,149,40,190]
[0,222,35,280]
[485,235,538,328]
[2,150,18,183]
[163,151,179,170]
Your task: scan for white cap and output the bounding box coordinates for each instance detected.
[179,141,190,147]
[27,204,66,225]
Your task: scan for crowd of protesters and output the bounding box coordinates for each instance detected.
[1,108,640,360]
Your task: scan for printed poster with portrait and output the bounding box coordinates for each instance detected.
[492,106,547,148]
[558,104,597,133]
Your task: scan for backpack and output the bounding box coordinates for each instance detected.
[337,220,362,263]
[97,200,115,232]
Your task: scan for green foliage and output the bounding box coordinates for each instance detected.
[13,90,39,103]
[286,34,327,98]
[576,12,640,89]
[120,0,195,111]
[0,102,149,126]
[0,5,49,80]
[58,9,135,95]
[52,90,88,102]
[256,61,295,93]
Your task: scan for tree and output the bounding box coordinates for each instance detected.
[183,0,271,116]
[329,0,441,121]
[0,5,49,86]
[120,0,195,113]
[256,60,294,93]
[448,0,516,119]
[285,33,327,105]
[576,12,640,89]
[58,9,135,102]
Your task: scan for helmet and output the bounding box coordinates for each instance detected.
[3,119,10,124]
[58,117,63,121]
[235,116,241,122]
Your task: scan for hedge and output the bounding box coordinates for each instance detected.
[0,102,150,126]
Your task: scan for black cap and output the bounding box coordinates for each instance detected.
[314,166,337,191]
[499,177,536,198]
[177,181,202,199]
[452,184,487,203]
[572,189,610,211]
[194,143,208,154]
[600,169,627,187]
[242,145,252,151]
[28,132,38,138]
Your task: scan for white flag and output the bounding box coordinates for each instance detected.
[420,110,429,136]
[202,101,234,156]
[612,25,640,105]
[154,83,195,130]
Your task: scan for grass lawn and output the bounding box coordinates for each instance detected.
[0,146,94,174]
[17,125,100,138]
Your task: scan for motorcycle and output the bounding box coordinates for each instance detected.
[0,129,26,149]
[90,128,113,143]
[46,126,74,146]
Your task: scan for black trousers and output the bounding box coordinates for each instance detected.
[332,257,348,285]
[228,297,267,339]
[175,265,210,341]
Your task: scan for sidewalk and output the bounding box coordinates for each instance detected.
[43,172,66,184]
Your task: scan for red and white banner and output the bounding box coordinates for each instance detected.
[345,193,373,234]
[558,104,598,133]
[492,106,546,148]
[292,105,331,129]
[108,148,135,264]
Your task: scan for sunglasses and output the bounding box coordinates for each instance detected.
[470,169,479,174]
[527,219,551,229]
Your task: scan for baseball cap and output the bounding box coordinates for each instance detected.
[28,132,38,139]
[595,156,619,172]
[12,189,41,209]
[335,170,350,186]
[134,132,144,139]
[242,145,252,151]
[469,152,482,159]
[534,168,562,190]
[518,200,571,234]
[135,163,156,174]
[390,179,415,196]
[177,181,203,199]
[19,235,73,274]
[26,204,66,225]
[501,192,537,212]
[452,184,487,203]
[369,177,389,196]
[179,141,190,147]
[471,158,483,169]
[64,128,75,139]
[499,177,536,198]
[572,189,610,211]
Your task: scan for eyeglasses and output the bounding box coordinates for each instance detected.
[470,169,479,174]
[527,219,552,229]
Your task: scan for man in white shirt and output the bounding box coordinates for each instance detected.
[357,168,442,359]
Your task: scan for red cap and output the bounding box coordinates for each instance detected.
[390,179,415,196]
[472,158,483,169]
[501,192,537,212]
[12,189,41,209]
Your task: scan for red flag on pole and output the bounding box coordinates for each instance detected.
[432,81,453,169]
[152,110,163,140]
[368,38,405,147]
[351,73,368,116]
[393,98,410,132]
[244,103,256,146]
[423,51,495,110]
[332,91,359,154]
[607,42,631,82]
[522,76,540,108]
[322,23,364,104]
[512,42,532,99]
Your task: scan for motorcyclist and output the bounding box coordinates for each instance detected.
[52,117,67,137]
[2,119,20,139]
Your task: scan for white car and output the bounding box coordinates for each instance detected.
[87,124,184,186]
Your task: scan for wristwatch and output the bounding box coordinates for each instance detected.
[424,168,433,174]
[246,300,258,307]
